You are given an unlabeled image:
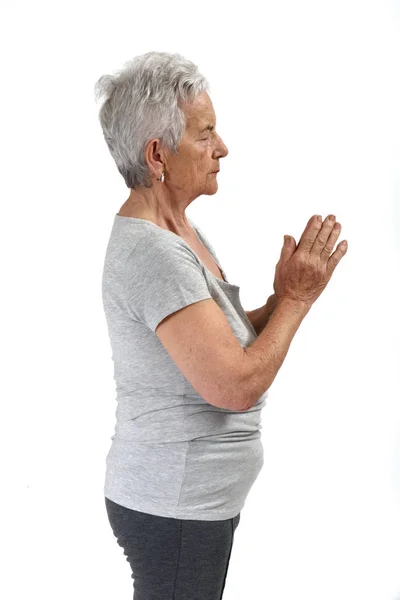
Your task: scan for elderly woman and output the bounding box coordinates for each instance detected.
[95,51,347,599]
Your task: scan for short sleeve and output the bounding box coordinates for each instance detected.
[124,232,213,332]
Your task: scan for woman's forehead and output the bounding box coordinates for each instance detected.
[183,93,216,126]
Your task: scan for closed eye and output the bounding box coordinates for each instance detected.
[199,125,215,140]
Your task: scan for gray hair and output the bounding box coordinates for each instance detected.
[94,51,210,189]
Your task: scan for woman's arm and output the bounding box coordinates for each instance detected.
[245,293,279,336]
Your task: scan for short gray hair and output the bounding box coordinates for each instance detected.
[94,51,209,189]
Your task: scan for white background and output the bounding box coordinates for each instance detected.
[1,0,400,598]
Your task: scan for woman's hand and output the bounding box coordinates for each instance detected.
[273,236,297,300]
[264,292,279,322]
[273,214,347,304]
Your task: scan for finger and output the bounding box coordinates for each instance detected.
[321,221,342,261]
[297,214,322,254]
[295,215,313,249]
[310,214,337,256]
[281,235,294,252]
[327,239,348,275]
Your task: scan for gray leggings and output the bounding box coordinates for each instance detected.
[105,497,241,600]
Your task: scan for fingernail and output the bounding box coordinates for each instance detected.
[317,215,322,223]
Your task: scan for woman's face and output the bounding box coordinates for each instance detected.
[165,92,229,198]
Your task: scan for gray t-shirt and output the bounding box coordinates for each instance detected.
[102,213,268,520]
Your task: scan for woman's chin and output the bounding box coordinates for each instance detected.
[204,183,219,195]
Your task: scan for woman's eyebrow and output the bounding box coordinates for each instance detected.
[199,124,215,133]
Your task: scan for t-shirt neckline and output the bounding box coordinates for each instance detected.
[114,213,239,289]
